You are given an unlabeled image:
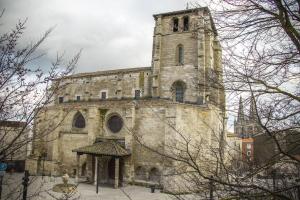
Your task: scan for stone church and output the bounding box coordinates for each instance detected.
[26,7,225,191]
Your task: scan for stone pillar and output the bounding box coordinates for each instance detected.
[152,15,162,97]
[197,10,206,103]
[114,158,120,188]
[76,154,80,183]
[94,156,98,185]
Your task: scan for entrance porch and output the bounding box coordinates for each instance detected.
[72,139,130,189]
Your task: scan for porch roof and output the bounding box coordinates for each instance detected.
[72,140,131,157]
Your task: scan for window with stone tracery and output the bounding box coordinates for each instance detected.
[73,112,86,128]
[107,115,123,133]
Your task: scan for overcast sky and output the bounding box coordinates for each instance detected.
[0,0,238,130]
[0,0,207,73]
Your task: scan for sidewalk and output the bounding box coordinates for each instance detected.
[2,173,173,200]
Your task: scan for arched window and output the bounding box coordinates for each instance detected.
[171,81,186,103]
[149,167,160,182]
[183,16,189,31]
[73,112,86,128]
[176,44,184,65]
[176,84,184,102]
[173,18,179,32]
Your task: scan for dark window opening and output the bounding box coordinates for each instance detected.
[183,16,189,31]
[173,18,179,32]
[73,112,86,128]
[101,92,107,100]
[107,115,123,133]
[58,97,64,103]
[135,90,141,99]
[76,96,80,101]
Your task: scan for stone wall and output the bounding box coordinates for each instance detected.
[55,68,152,104]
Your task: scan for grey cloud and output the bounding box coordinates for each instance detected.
[0,0,192,73]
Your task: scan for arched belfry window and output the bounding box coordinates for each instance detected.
[183,16,189,31]
[73,112,86,128]
[171,81,186,103]
[176,44,184,65]
[173,18,179,32]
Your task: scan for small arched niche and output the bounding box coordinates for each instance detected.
[149,167,160,182]
[135,166,147,180]
[72,111,86,128]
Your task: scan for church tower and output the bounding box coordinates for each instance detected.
[234,96,261,138]
[151,7,225,110]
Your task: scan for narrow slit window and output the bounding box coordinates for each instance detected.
[177,45,184,65]
[173,18,179,32]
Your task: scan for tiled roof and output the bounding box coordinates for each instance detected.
[72,140,130,157]
[66,66,151,79]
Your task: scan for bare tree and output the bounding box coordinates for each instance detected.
[0,11,81,200]
[131,1,300,199]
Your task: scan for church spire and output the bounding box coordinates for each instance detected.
[237,96,244,122]
[249,96,257,121]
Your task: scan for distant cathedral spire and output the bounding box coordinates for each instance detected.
[249,97,258,121]
[237,96,244,122]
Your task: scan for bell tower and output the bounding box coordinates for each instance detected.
[151,7,224,109]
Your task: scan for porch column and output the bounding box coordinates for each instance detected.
[94,156,98,185]
[76,154,80,183]
[114,157,119,188]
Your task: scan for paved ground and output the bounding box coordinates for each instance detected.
[2,173,175,200]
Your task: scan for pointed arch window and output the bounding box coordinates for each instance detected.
[73,112,86,128]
